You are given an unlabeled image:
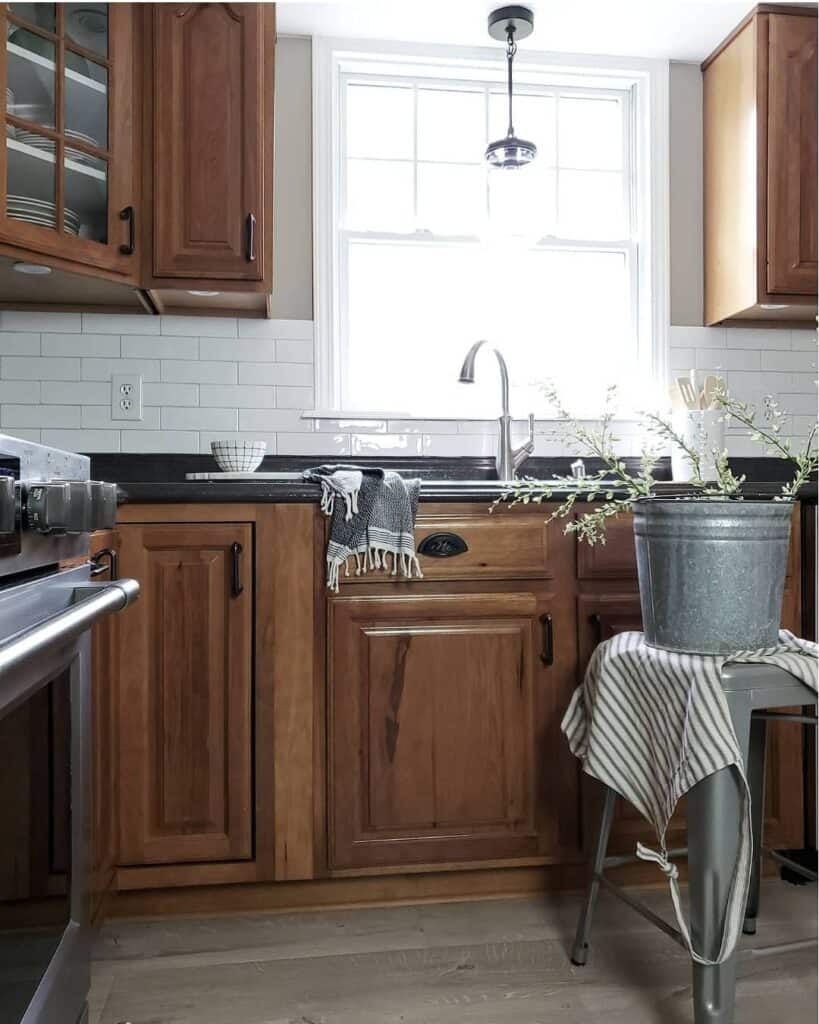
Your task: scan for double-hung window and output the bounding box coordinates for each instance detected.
[314,42,668,419]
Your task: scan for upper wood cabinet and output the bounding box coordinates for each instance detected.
[116,522,253,867]
[144,2,275,314]
[703,4,817,325]
[0,3,140,283]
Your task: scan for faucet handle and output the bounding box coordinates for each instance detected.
[512,413,536,473]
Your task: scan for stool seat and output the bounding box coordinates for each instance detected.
[570,660,817,1024]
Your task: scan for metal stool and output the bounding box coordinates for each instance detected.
[571,663,817,1024]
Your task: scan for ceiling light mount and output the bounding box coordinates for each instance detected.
[485,6,537,170]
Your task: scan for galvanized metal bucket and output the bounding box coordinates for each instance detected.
[633,499,793,655]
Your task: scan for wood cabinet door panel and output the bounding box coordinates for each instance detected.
[766,13,818,295]
[152,3,264,280]
[576,514,637,580]
[118,523,253,865]
[329,591,578,871]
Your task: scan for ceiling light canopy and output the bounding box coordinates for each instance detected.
[484,6,537,170]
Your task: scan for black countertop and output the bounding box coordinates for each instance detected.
[87,453,817,506]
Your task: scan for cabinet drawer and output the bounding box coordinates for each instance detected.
[340,508,553,583]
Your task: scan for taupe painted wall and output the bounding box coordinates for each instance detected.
[270,39,705,326]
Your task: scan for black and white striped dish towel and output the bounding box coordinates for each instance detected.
[304,464,423,591]
[562,629,818,965]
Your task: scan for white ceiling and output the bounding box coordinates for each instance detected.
[276,0,762,62]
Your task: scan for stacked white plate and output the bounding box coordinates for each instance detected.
[8,195,81,235]
[14,127,100,166]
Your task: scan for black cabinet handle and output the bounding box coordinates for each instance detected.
[539,613,554,665]
[245,212,256,262]
[231,541,243,597]
[90,547,118,580]
[589,612,602,645]
[119,205,135,255]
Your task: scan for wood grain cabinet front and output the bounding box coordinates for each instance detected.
[148,2,274,287]
[703,4,817,325]
[116,522,253,867]
[328,589,581,873]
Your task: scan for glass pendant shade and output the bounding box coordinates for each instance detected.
[485,8,536,170]
[485,134,537,169]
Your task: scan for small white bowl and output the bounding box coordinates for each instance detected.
[210,440,266,473]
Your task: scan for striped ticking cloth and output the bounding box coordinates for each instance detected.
[562,630,818,965]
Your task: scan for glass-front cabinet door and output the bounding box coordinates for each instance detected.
[0,3,136,277]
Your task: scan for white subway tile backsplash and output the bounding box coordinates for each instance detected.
[161,360,238,384]
[0,332,40,355]
[82,357,161,382]
[41,429,120,452]
[120,431,199,453]
[8,428,41,443]
[42,381,110,405]
[198,384,277,408]
[276,386,314,410]
[0,317,812,457]
[0,312,81,333]
[0,381,40,403]
[81,406,161,430]
[143,382,198,407]
[2,404,80,428]
[199,336,277,362]
[791,329,817,351]
[122,335,198,360]
[3,356,80,380]
[238,408,310,432]
[82,313,158,335]
[760,350,818,372]
[161,316,238,337]
[275,338,314,363]
[237,318,313,340]
[238,362,313,387]
[161,407,238,431]
[42,333,120,358]
[725,328,791,351]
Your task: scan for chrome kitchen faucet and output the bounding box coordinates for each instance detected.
[458,340,535,481]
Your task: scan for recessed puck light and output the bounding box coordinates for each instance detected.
[12,261,52,275]
[759,304,789,310]
[188,290,220,297]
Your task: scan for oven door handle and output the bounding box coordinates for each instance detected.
[0,578,139,681]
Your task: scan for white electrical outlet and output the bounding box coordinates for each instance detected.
[111,374,143,421]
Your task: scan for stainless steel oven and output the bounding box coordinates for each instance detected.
[0,435,138,1024]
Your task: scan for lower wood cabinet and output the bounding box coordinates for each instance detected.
[116,522,253,866]
[328,587,581,873]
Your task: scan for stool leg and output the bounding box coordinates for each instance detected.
[743,716,768,935]
[688,766,743,1024]
[571,786,617,966]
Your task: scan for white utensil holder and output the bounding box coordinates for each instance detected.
[670,410,726,482]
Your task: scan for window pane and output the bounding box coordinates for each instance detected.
[65,151,106,242]
[417,88,484,162]
[558,170,625,239]
[6,26,55,128]
[558,96,622,170]
[417,162,484,234]
[345,241,635,417]
[65,3,108,59]
[345,158,414,231]
[488,165,556,241]
[489,92,555,165]
[347,84,413,159]
[8,4,55,31]
[7,126,56,230]
[65,55,107,149]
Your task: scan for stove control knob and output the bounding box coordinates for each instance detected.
[26,481,91,534]
[0,476,16,535]
[88,481,117,530]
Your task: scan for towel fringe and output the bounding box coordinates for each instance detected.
[326,545,423,593]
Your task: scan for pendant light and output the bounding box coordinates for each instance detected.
[485,6,536,169]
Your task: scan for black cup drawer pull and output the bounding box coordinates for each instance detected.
[231,541,243,597]
[417,532,469,558]
[540,613,554,665]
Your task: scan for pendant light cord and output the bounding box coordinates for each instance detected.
[505,26,517,138]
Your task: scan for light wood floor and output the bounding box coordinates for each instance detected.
[90,879,817,1024]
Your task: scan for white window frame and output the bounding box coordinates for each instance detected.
[312,37,669,419]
